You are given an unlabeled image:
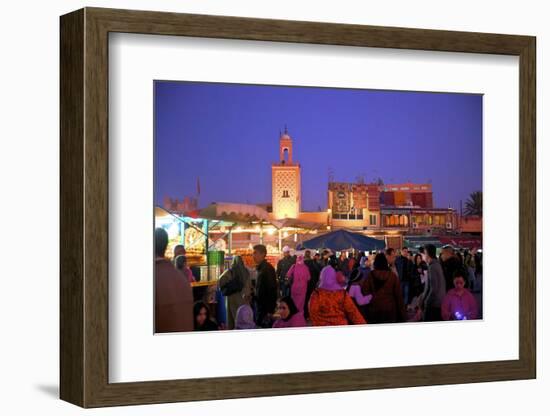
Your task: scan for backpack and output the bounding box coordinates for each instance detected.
[219,269,244,296]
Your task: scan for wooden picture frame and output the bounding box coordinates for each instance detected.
[60,7,536,408]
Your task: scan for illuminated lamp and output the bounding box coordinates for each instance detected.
[167,222,179,239]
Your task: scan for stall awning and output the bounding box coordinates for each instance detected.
[439,236,482,250]
[404,236,443,248]
[404,235,482,250]
[271,217,325,231]
[297,229,385,251]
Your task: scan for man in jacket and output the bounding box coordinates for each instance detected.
[155,228,194,333]
[254,244,278,327]
[276,245,296,297]
[422,244,446,321]
[395,247,413,305]
[440,245,466,291]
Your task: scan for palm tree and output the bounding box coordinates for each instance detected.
[464,191,482,216]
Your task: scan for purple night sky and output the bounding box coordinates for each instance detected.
[154,81,482,212]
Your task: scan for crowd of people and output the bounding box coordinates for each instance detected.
[154,227,482,333]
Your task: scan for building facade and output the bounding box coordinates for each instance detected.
[380,183,433,208]
[163,195,198,213]
[265,129,465,249]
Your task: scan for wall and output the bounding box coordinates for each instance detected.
[297,211,329,223]
[0,0,546,415]
[460,216,483,233]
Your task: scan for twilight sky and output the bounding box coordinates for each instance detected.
[154,81,482,212]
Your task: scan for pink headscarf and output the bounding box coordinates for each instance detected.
[235,304,256,330]
[318,266,344,291]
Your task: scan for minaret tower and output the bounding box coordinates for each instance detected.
[272,126,301,219]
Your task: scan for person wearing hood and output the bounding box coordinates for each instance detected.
[361,253,407,324]
[286,255,311,312]
[441,271,479,320]
[308,265,366,326]
[218,255,251,330]
[272,296,307,328]
[235,299,257,330]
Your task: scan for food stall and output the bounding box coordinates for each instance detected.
[155,203,277,302]
[155,203,325,325]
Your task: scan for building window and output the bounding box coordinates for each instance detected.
[282,190,289,198]
[369,214,376,225]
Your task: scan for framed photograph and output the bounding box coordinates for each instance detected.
[60,7,536,408]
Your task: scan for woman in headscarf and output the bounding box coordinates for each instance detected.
[193,301,218,331]
[218,255,251,330]
[441,271,479,321]
[235,291,257,330]
[286,255,311,312]
[361,253,407,324]
[308,265,366,326]
[174,255,195,283]
[272,296,307,328]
